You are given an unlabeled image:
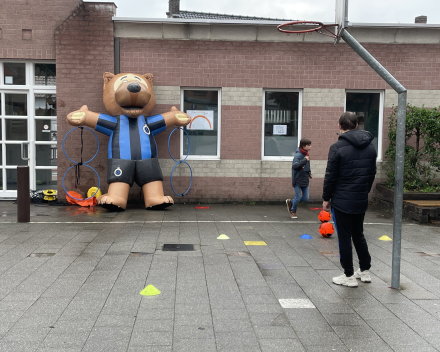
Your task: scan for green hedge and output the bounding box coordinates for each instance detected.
[385,104,440,192]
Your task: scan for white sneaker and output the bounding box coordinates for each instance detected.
[332,274,358,287]
[354,269,371,283]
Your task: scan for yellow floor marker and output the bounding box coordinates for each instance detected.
[244,241,267,246]
[140,285,161,296]
[379,235,392,241]
[217,234,230,240]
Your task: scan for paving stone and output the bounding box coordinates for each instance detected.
[173,325,214,339]
[260,338,306,352]
[1,203,440,351]
[254,325,297,339]
[324,313,368,326]
[296,331,344,345]
[304,346,349,352]
[172,338,216,352]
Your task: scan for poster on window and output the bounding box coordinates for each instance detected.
[187,110,214,130]
[273,125,287,135]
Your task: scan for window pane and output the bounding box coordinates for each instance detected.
[35,94,56,116]
[36,119,57,141]
[183,90,218,156]
[0,119,2,140]
[4,63,26,85]
[264,91,299,157]
[36,144,57,166]
[6,119,27,140]
[6,144,27,165]
[6,169,17,190]
[5,94,27,116]
[34,64,56,86]
[0,145,2,165]
[36,169,57,190]
[346,93,380,151]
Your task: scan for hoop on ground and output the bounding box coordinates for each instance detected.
[62,127,101,202]
[63,164,101,201]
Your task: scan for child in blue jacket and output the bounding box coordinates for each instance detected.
[286,138,312,218]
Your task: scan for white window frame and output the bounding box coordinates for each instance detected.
[345,90,384,162]
[180,87,221,160]
[0,61,56,198]
[261,88,303,161]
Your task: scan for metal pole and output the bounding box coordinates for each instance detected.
[341,30,407,289]
[391,91,407,288]
[114,37,120,74]
[341,31,406,94]
[17,166,30,223]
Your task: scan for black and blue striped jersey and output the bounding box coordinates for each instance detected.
[95,114,166,160]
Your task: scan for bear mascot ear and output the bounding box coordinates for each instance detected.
[143,73,153,85]
[142,73,155,116]
[103,72,115,90]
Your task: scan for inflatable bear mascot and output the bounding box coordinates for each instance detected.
[66,72,191,211]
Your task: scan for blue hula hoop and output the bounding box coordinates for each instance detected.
[62,127,101,201]
[168,127,193,196]
[63,127,99,164]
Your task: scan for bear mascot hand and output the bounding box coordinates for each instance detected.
[66,105,89,126]
[162,106,191,128]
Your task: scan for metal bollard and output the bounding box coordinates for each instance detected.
[17,166,30,223]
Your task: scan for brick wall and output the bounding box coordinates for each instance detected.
[55,2,115,199]
[0,0,82,59]
[111,38,440,203]
[120,40,440,90]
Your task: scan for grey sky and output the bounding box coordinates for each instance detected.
[112,0,440,24]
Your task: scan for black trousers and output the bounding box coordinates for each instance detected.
[332,207,371,277]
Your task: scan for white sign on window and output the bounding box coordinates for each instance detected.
[5,76,13,84]
[187,110,214,130]
[273,125,287,135]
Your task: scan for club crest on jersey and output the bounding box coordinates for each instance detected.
[114,167,123,177]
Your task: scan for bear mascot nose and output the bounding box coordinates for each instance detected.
[127,82,141,93]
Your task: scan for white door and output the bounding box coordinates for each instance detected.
[0,61,57,198]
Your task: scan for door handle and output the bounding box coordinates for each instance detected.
[21,142,29,161]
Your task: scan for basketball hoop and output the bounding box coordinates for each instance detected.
[277,21,342,44]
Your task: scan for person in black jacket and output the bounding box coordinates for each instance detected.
[286,138,312,219]
[322,112,377,287]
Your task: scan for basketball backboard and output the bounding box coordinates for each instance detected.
[335,0,348,39]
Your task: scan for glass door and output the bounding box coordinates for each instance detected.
[0,61,57,198]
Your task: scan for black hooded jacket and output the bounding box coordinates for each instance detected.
[322,130,377,214]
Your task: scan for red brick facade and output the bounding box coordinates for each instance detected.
[120,40,440,90]
[2,2,439,204]
[55,3,115,198]
[0,0,82,59]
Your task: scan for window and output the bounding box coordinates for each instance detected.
[262,90,302,160]
[345,91,383,160]
[181,88,220,159]
[4,63,26,85]
[34,64,56,86]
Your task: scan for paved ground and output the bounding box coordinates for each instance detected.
[1,200,440,352]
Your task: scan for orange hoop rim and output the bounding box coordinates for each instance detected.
[277,21,339,38]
